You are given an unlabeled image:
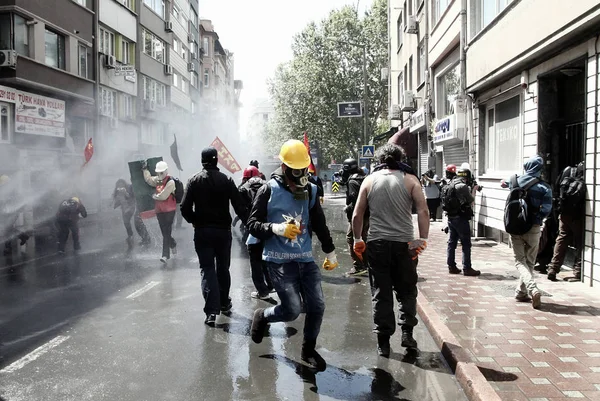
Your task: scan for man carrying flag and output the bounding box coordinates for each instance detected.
[82,138,93,168]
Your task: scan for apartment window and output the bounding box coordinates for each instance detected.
[143,76,167,106]
[204,68,209,87]
[143,0,165,18]
[485,94,521,173]
[397,72,404,104]
[182,80,188,94]
[73,0,85,5]
[191,72,198,88]
[409,57,413,91]
[14,15,29,56]
[403,2,407,25]
[433,0,450,25]
[190,8,198,27]
[142,28,165,63]
[122,94,134,118]
[100,87,116,117]
[118,0,134,10]
[45,29,65,70]
[78,44,89,78]
[173,72,180,88]
[191,101,196,114]
[203,37,209,56]
[190,42,198,58]
[100,28,115,56]
[172,4,180,21]
[396,13,403,50]
[438,64,460,117]
[408,0,413,16]
[418,42,426,85]
[173,38,180,54]
[474,0,512,34]
[0,103,11,143]
[141,121,165,145]
[121,40,131,64]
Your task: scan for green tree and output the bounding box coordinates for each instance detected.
[266,0,388,165]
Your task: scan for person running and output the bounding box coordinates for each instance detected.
[248,139,337,371]
[352,143,430,357]
[143,160,177,263]
[113,178,150,249]
[56,197,87,254]
[181,147,247,327]
[239,166,273,299]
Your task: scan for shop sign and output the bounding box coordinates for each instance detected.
[0,84,65,137]
[433,113,467,144]
[409,107,425,133]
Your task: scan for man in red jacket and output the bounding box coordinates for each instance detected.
[143,160,177,263]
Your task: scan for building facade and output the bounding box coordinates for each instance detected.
[389,0,600,286]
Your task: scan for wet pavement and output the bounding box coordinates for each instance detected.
[0,198,466,401]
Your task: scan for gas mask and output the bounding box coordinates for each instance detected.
[157,170,168,181]
[285,166,309,187]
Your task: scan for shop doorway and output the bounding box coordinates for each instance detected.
[537,57,586,271]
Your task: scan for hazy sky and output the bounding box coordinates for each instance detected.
[199,0,369,134]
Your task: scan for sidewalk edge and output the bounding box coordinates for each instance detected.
[417,293,501,401]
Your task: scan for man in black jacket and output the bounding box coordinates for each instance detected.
[342,158,369,276]
[181,147,248,327]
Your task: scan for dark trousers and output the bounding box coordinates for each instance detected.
[122,209,149,241]
[426,198,441,221]
[57,220,80,252]
[156,211,176,258]
[447,216,472,269]
[367,240,418,336]
[247,243,273,296]
[346,220,369,269]
[549,214,583,275]
[194,227,232,315]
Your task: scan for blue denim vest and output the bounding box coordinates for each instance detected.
[263,179,316,263]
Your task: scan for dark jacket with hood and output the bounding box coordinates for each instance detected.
[239,176,266,212]
[247,168,335,254]
[181,165,247,229]
[505,155,553,226]
[344,171,367,221]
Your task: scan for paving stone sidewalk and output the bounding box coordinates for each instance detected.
[418,221,600,401]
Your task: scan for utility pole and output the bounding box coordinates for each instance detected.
[362,45,368,146]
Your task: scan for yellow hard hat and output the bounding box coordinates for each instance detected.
[71,197,80,203]
[279,139,311,169]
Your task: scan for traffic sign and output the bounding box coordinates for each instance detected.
[362,145,375,158]
[332,182,340,193]
[337,101,362,118]
[359,158,371,165]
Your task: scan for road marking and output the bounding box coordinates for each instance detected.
[126,281,160,299]
[0,335,70,374]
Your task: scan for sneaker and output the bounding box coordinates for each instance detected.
[401,331,418,349]
[515,293,531,302]
[204,314,216,327]
[463,268,481,277]
[221,299,233,313]
[160,256,168,264]
[171,245,177,255]
[547,271,557,281]
[532,291,542,310]
[301,340,327,371]
[251,308,268,344]
[251,291,271,300]
[377,334,390,357]
[448,265,462,274]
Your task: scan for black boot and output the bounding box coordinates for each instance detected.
[301,340,326,371]
[401,330,418,349]
[463,267,481,277]
[377,334,390,357]
[448,265,461,274]
[251,308,268,344]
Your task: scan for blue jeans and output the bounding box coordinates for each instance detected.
[194,227,232,315]
[264,261,325,341]
[447,216,472,269]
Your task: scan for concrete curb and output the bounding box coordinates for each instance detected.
[417,293,502,401]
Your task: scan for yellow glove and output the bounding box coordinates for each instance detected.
[323,251,338,271]
[353,238,366,261]
[272,223,302,240]
[408,239,428,260]
[320,197,324,205]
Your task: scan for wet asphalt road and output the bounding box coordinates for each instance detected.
[0,198,466,401]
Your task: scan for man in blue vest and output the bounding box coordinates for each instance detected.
[248,139,337,371]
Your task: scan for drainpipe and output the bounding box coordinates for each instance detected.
[92,0,101,214]
[459,0,472,171]
[591,34,599,287]
[424,0,430,162]
[387,0,392,128]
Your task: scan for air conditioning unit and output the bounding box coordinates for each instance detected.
[109,117,118,129]
[164,64,173,75]
[187,63,195,72]
[104,54,116,69]
[165,21,174,32]
[144,100,156,111]
[405,15,418,34]
[191,52,197,60]
[390,104,402,120]
[401,91,417,112]
[0,50,17,68]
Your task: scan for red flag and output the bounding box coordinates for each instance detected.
[210,136,242,173]
[302,132,316,172]
[82,138,93,167]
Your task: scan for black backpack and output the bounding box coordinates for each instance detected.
[441,180,461,216]
[558,167,585,212]
[170,177,185,203]
[504,175,540,235]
